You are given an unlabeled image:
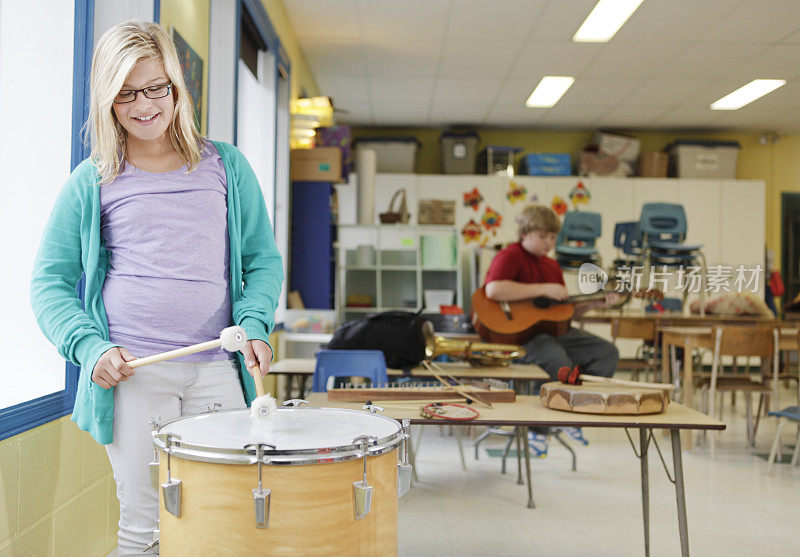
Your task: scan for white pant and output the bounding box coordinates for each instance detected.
[105,359,246,556]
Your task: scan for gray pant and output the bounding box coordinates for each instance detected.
[105,359,246,556]
[521,327,618,381]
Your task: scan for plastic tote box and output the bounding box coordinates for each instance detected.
[440,132,479,174]
[477,145,522,176]
[667,140,740,179]
[352,137,421,173]
[519,153,571,176]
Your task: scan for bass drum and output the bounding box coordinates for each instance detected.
[153,406,405,556]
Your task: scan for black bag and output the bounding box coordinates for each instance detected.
[327,311,429,370]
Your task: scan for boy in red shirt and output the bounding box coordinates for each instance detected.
[484,204,619,380]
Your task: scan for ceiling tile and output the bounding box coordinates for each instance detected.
[538,107,603,128]
[713,107,792,128]
[509,40,602,78]
[446,0,548,40]
[527,0,597,41]
[495,78,542,105]
[557,78,646,109]
[302,40,367,76]
[484,103,547,126]
[439,40,526,78]
[702,0,800,42]
[594,107,666,129]
[649,107,724,128]
[621,79,717,108]
[371,102,431,126]
[369,77,435,104]
[316,75,369,102]
[730,45,800,81]
[432,77,503,104]
[362,40,443,76]
[357,0,450,39]
[657,42,771,79]
[335,102,373,125]
[580,41,687,79]
[283,0,360,40]
[428,102,490,126]
[614,0,748,42]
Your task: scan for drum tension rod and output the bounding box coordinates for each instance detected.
[158,433,182,517]
[148,416,161,490]
[245,442,276,529]
[352,435,378,520]
[397,419,412,498]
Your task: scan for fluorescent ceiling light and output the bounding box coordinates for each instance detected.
[710,79,787,110]
[573,0,645,42]
[525,76,575,108]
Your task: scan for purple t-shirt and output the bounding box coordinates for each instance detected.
[100,141,232,361]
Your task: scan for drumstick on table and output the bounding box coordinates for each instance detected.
[557,366,674,390]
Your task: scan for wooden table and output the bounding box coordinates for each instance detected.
[580,309,794,329]
[270,359,550,397]
[307,393,724,557]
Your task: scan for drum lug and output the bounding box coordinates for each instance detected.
[397,419,412,498]
[245,442,276,529]
[156,433,182,517]
[362,404,384,414]
[145,524,160,551]
[148,416,162,490]
[283,398,309,407]
[352,435,378,519]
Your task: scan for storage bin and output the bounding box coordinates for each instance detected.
[476,146,522,176]
[519,153,571,176]
[667,140,740,179]
[352,137,420,173]
[440,132,479,174]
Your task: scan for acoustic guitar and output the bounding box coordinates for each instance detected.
[471,286,661,345]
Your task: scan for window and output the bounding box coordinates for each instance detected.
[0,0,92,440]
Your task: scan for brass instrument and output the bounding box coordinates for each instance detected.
[422,321,525,367]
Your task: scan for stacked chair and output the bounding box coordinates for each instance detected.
[555,211,602,269]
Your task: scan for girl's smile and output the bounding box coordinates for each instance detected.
[112,59,174,148]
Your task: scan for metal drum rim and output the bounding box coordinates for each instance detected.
[152,407,404,466]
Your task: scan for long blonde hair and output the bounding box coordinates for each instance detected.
[87,20,202,184]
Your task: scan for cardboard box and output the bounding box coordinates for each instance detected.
[418,199,455,225]
[290,147,343,182]
[639,152,668,177]
[315,126,351,180]
[577,150,633,177]
[597,132,641,163]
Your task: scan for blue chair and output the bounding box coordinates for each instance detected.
[611,221,642,271]
[639,203,708,313]
[312,349,388,393]
[766,406,800,472]
[556,211,602,269]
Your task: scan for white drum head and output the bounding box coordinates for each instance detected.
[155,408,402,464]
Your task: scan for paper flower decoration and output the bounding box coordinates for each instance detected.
[551,195,568,216]
[463,187,483,211]
[506,180,527,204]
[569,181,591,207]
[481,205,502,231]
[461,219,483,243]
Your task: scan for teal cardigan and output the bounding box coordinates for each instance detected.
[30,141,284,445]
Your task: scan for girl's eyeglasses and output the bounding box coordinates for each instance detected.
[113,83,172,104]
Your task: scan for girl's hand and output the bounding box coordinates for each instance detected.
[241,339,272,378]
[92,346,137,389]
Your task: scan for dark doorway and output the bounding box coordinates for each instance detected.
[781,193,800,303]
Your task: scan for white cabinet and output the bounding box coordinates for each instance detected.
[335,225,462,323]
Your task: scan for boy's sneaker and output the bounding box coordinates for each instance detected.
[561,426,589,446]
[527,431,548,458]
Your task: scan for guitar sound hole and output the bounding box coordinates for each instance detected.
[531,297,554,309]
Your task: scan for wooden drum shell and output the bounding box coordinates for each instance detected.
[158,450,398,556]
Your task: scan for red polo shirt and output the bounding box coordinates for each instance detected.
[484,242,564,286]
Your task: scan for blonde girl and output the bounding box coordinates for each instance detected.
[31,20,283,555]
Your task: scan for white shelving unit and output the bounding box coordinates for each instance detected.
[335,224,462,324]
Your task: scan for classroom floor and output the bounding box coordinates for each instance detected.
[107,382,799,557]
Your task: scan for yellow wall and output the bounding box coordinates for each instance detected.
[0,417,117,556]
[160,0,210,135]
[260,0,320,101]
[351,127,800,268]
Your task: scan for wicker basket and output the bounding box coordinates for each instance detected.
[379,188,410,224]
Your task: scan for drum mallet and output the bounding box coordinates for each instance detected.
[557,366,674,390]
[127,326,277,420]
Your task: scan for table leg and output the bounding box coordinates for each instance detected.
[640,429,650,557]
[671,430,690,557]
[661,340,670,392]
[515,427,523,485]
[682,340,695,450]
[518,426,535,509]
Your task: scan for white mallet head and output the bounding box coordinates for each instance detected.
[220,326,247,352]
